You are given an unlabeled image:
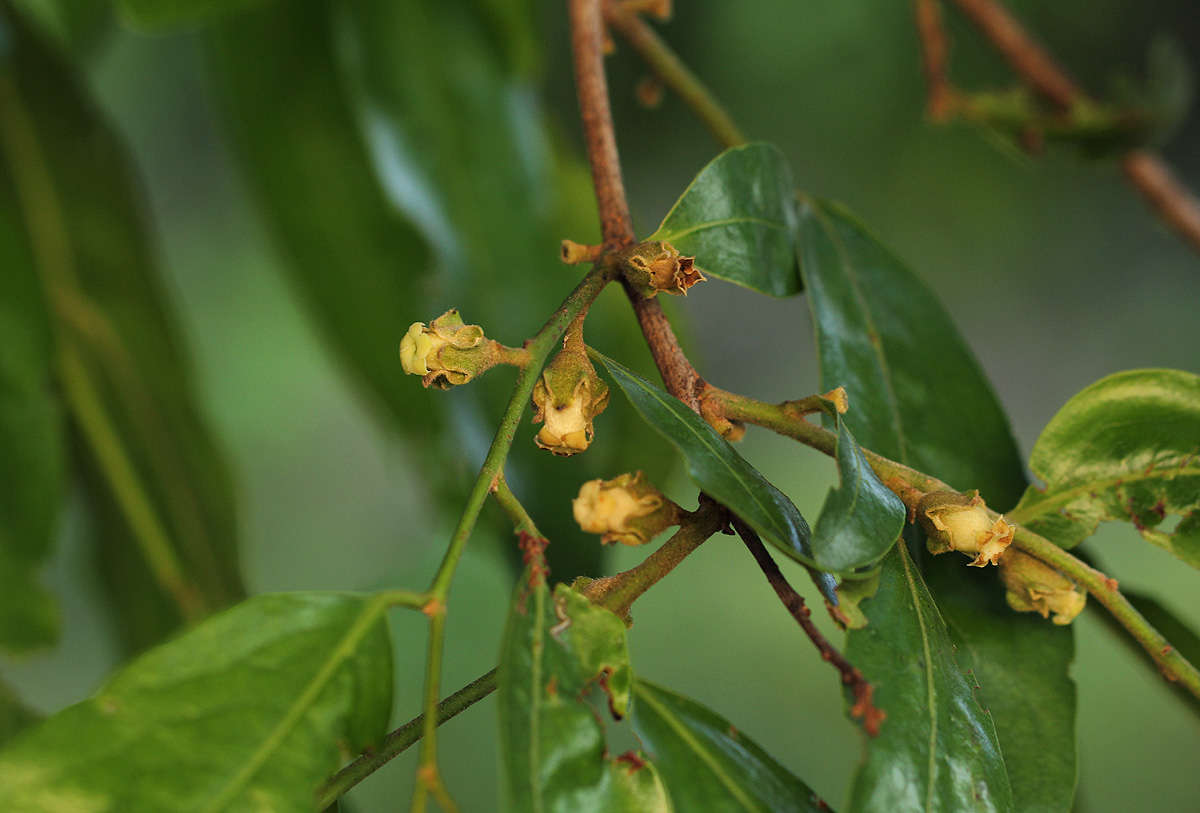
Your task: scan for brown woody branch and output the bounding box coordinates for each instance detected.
[926,0,1200,255]
[733,518,884,736]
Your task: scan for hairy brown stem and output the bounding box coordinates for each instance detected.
[941,0,1200,255]
[733,518,884,736]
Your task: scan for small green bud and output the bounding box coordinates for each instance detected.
[999,549,1087,625]
[917,490,1014,567]
[532,344,609,455]
[617,240,704,297]
[572,472,681,545]
[399,309,497,389]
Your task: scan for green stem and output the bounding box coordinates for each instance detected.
[492,475,542,539]
[603,3,747,149]
[581,499,724,619]
[409,264,615,812]
[1011,529,1200,700]
[316,669,498,810]
[708,385,1200,702]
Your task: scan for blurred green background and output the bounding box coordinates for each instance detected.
[3,0,1199,809]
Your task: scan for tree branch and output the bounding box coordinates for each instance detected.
[732,518,883,736]
[316,669,498,811]
[938,0,1200,255]
[706,384,1200,701]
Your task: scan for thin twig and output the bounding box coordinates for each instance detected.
[603,2,747,149]
[707,385,1200,701]
[942,0,1200,254]
[912,0,953,119]
[732,518,884,736]
[317,669,499,810]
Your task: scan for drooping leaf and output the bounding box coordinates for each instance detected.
[632,679,830,812]
[810,416,905,573]
[800,198,1071,811]
[649,143,800,297]
[0,110,63,653]
[0,678,39,748]
[1010,369,1200,567]
[498,576,669,811]
[594,351,825,577]
[0,592,393,810]
[2,6,245,652]
[117,0,264,32]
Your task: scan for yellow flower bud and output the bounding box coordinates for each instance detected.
[999,549,1087,625]
[398,309,493,389]
[619,240,705,297]
[532,344,609,456]
[572,472,680,545]
[917,491,1014,567]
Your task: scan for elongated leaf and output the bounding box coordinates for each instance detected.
[118,0,263,31]
[632,680,829,812]
[3,7,245,652]
[499,577,669,811]
[595,351,825,576]
[0,114,63,653]
[0,678,39,748]
[1010,369,1200,567]
[810,417,905,572]
[649,144,800,297]
[800,199,1071,811]
[0,592,392,810]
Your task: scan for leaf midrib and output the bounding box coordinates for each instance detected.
[633,684,759,812]
[1010,465,1200,524]
[656,215,788,244]
[202,595,388,812]
[898,544,939,813]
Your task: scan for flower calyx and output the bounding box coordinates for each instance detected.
[916,490,1014,567]
[998,549,1087,625]
[532,341,609,455]
[616,240,705,297]
[572,472,682,546]
[400,309,515,389]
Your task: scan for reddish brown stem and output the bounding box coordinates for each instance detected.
[913,0,953,120]
[944,0,1200,255]
[569,0,635,247]
[732,518,884,736]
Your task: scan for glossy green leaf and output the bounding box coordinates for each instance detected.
[3,6,244,652]
[117,0,264,32]
[0,592,393,810]
[632,680,830,812]
[649,143,800,297]
[810,416,905,572]
[595,351,824,575]
[1010,369,1200,567]
[0,111,63,653]
[800,199,1072,811]
[0,678,38,748]
[499,578,669,811]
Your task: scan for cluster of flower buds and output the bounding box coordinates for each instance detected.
[618,240,705,298]
[399,310,512,389]
[573,472,681,546]
[998,549,1087,625]
[531,341,609,455]
[916,490,1014,567]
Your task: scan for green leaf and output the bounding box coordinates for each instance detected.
[810,416,905,572]
[117,0,264,32]
[0,120,63,653]
[0,678,39,748]
[842,541,1013,811]
[632,679,830,812]
[498,577,669,810]
[649,144,800,297]
[2,7,245,652]
[800,199,1071,811]
[1010,369,1200,567]
[594,351,826,575]
[0,592,393,810]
